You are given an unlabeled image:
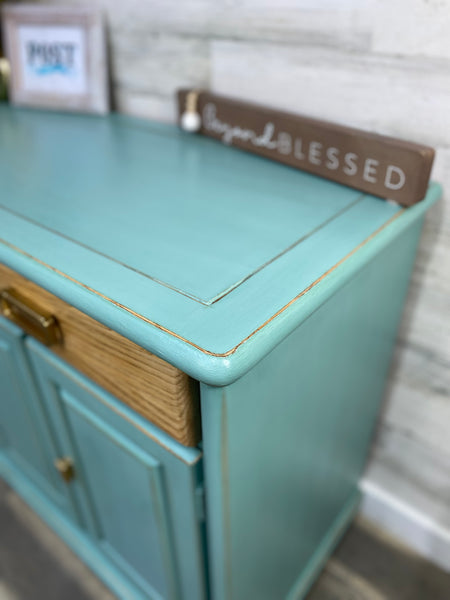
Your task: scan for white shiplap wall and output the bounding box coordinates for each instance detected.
[25,0,450,569]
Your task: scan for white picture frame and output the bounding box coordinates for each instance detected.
[1,4,109,114]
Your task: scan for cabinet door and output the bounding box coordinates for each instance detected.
[27,338,204,600]
[0,316,76,519]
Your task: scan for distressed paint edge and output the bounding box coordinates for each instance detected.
[0,182,441,386]
[0,200,399,359]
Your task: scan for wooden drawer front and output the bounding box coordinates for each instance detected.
[0,263,200,446]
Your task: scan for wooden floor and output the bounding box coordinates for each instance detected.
[1,479,449,599]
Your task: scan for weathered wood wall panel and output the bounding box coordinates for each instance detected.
[371,0,450,59]
[210,41,450,145]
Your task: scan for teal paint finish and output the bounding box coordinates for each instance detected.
[65,405,175,599]
[285,492,361,600]
[0,455,163,600]
[39,384,177,599]
[201,217,426,600]
[0,107,442,599]
[0,317,50,484]
[26,339,206,600]
[0,316,78,520]
[0,107,364,304]
[0,106,441,385]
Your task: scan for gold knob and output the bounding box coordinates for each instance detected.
[54,457,75,483]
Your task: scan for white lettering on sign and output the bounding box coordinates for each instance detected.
[309,141,323,165]
[203,103,278,149]
[278,132,292,155]
[253,123,277,149]
[294,138,306,160]
[363,158,379,183]
[325,147,339,170]
[202,102,407,192]
[385,165,406,190]
[343,153,358,176]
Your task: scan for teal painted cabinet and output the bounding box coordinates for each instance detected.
[0,106,442,599]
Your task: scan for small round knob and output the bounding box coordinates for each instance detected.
[54,457,75,483]
[181,110,202,132]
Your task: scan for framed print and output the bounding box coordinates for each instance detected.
[1,4,109,114]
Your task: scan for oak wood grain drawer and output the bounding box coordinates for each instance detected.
[0,263,200,446]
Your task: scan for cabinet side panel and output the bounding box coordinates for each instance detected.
[201,218,424,600]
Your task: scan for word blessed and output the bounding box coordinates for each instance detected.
[203,103,406,191]
[26,41,76,75]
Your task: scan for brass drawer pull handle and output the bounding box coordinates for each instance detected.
[0,287,62,346]
[54,457,75,483]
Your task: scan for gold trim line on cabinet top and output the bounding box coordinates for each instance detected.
[0,209,404,359]
[0,195,363,306]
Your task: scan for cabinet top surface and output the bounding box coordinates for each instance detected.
[0,106,440,384]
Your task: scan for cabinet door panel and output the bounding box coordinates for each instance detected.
[27,340,183,600]
[0,317,67,508]
[63,390,177,599]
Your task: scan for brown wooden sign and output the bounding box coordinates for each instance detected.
[177,90,434,207]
